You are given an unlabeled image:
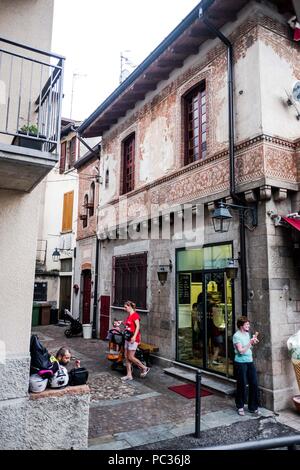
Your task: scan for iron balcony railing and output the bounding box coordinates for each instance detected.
[0,37,65,153]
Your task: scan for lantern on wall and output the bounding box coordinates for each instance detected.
[157,260,173,286]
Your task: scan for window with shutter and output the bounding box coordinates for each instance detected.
[59,142,67,174]
[105,169,109,188]
[122,133,135,194]
[83,194,88,228]
[69,137,77,168]
[62,191,74,233]
[89,182,95,217]
[112,252,147,309]
[184,82,206,165]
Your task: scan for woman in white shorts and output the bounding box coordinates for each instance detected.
[121,300,150,381]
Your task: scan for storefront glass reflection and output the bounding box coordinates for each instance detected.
[176,244,234,377]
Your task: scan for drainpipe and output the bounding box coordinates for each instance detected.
[199,8,248,314]
[92,147,101,338]
[92,238,100,338]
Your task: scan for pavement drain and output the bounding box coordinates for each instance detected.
[89,373,136,401]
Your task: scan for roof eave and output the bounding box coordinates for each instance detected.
[78,0,215,137]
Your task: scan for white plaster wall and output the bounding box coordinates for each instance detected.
[260,40,300,139]
[0,186,41,355]
[41,166,78,273]
[139,116,175,184]
[0,0,54,51]
[35,275,59,304]
[234,40,262,141]
[100,153,118,205]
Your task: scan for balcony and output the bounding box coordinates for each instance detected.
[0,37,64,192]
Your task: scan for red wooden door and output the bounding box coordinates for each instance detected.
[82,271,92,324]
[100,295,110,340]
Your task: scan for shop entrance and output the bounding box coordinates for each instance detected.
[176,245,234,378]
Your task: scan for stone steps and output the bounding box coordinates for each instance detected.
[164,366,236,396]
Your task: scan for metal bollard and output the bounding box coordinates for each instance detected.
[195,369,202,438]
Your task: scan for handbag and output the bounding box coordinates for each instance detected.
[124,329,133,341]
[68,367,89,386]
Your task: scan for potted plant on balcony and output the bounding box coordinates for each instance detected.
[13,124,45,151]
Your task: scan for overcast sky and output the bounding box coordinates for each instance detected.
[52,0,199,122]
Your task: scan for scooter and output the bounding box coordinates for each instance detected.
[63,309,83,338]
[106,329,146,373]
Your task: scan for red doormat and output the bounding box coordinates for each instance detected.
[168,383,214,399]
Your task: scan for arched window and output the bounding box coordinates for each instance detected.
[89,182,95,217]
[83,194,88,228]
[122,133,135,194]
[183,81,206,165]
[105,168,109,188]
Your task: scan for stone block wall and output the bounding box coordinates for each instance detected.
[246,196,300,411]
[26,386,90,450]
[0,399,27,449]
[0,383,90,450]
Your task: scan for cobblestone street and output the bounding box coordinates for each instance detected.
[32,325,300,450]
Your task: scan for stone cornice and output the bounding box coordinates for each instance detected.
[235,134,296,151]
[101,134,297,209]
[76,233,97,243]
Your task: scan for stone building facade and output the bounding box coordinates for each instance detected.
[78,0,300,410]
[34,119,82,318]
[73,145,100,330]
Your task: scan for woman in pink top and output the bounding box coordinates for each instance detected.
[121,300,150,381]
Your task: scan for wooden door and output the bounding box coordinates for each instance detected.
[59,276,71,319]
[99,295,110,340]
[82,270,92,324]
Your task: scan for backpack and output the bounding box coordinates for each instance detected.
[68,367,89,386]
[30,334,58,375]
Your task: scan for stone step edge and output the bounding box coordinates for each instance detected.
[164,367,236,396]
[172,361,237,384]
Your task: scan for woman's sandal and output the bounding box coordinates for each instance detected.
[237,408,245,416]
[121,376,133,381]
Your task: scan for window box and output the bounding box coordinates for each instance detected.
[12,130,46,151]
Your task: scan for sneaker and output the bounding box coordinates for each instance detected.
[121,376,133,382]
[237,408,245,416]
[140,367,150,378]
[249,409,261,416]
